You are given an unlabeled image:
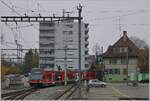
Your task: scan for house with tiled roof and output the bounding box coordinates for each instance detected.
[103,31,140,82]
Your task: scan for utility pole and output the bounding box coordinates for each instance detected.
[20,45,22,64]
[64,45,67,85]
[77,4,82,98]
[126,47,129,86]
[15,40,19,64]
[15,40,22,64]
[62,9,65,17]
[118,17,122,33]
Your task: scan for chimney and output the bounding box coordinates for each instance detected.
[123,31,127,41]
[123,31,127,36]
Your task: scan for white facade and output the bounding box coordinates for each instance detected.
[39,20,89,70]
[104,58,138,75]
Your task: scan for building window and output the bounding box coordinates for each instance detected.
[108,69,120,74]
[123,68,127,74]
[49,23,55,27]
[64,24,73,28]
[121,58,127,64]
[40,43,54,47]
[113,47,120,53]
[67,45,73,48]
[63,31,73,35]
[40,37,54,41]
[64,39,73,42]
[49,29,55,33]
[56,59,64,62]
[124,47,128,52]
[40,57,54,61]
[40,29,55,34]
[109,69,113,74]
[63,31,73,42]
[113,48,116,52]
[114,69,120,74]
[40,50,54,54]
[67,51,73,55]
[67,59,73,62]
[113,47,128,53]
[110,58,117,64]
[40,23,55,27]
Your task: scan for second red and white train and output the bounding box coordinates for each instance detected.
[29,68,96,87]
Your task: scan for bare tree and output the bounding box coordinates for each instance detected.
[130,36,149,73]
[138,48,149,73]
[130,36,149,49]
[92,43,101,55]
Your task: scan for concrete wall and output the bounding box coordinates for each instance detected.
[39,21,89,70]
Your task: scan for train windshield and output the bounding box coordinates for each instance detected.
[30,68,43,80]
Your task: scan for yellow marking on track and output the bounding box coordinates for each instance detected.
[111,86,130,98]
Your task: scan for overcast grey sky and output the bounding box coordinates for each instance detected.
[0,0,150,54]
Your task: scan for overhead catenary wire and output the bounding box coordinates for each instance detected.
[86,10,149,21]
[0,0,39,30]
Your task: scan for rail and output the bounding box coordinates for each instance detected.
[49,84,79,100]
[1,88,37,100]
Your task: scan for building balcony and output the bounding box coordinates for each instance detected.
[40,34,55,37]
[39,26,54,30]
[85,47,89,52]
[39,47,55,50]
[85,41,89,46]
[85,51,88,55]
[85,54,89,58]
[85,60,89,64]
[39,60,54,64]
[85,28,89,34]
[62,19,74,23]
[39,40,54,44]
[85,34,89,39]
[39,54,54,57]
[85,23,89,28]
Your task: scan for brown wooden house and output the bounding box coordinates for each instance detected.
[103,31,140,82]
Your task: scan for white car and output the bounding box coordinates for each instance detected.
[88,79,107,88]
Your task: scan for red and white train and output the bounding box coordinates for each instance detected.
[29,68,96,87]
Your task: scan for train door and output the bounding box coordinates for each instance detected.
[55,71,64,84]
[43,71,54,86]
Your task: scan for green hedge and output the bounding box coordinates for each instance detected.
[105,73,149,82]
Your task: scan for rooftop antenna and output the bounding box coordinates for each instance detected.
[53,13,55,18]
[62,9,65,17]
[117,16,122,37]
[1,33,4,45]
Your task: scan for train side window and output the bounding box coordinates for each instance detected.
[48,75,51,80]
[43,75,46,79]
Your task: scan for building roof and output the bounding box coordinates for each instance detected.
[103,31,140,58]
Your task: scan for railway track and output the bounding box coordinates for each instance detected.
[49,84,79,100]
[1,88,38,100]
[2,84,79,100]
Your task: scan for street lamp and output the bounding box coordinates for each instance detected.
[126,47,129,86]
[64,45,67,85]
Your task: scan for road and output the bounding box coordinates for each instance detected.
[110,83,149,99]
[2,82,148,100]
[82,83,149,100]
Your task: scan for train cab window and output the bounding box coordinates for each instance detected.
[48,75,51,80]
[55,72,61,81]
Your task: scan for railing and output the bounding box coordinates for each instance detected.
[40,34,55,37]
[39,40,54,44]
[39,54,54,57]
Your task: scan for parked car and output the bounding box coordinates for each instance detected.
[88,79,107,88]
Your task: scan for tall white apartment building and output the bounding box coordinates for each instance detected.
[39,20,89,70]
